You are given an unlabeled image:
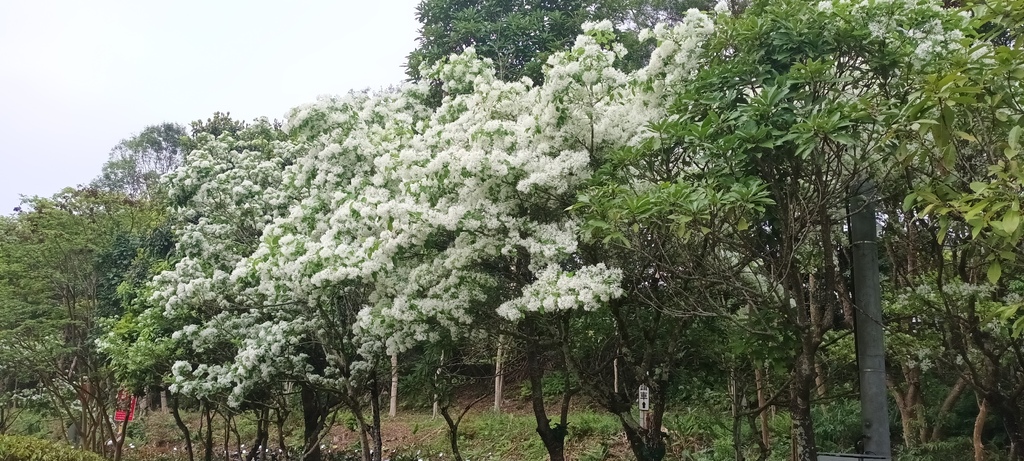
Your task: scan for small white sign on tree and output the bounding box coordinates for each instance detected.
[638,384,651,429]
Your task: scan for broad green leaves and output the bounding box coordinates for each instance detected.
[904,0,1024,290]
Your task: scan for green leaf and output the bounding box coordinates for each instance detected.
[830,133,856,145]
[956,131,978,142]
[902,192,918,212]
[1012,316,1024,338]
[937,219,951,244]
[1003,210,1020,234]
[988,260,1002,284]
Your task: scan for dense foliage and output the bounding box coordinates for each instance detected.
[0,435,107,461]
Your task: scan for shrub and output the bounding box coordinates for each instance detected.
[896,437,990,461]
[0,435,106,461]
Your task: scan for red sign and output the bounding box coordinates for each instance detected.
[114,390,137,422]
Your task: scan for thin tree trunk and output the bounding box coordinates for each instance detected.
[433,351,444,419]
[930,377,967,442]
[754,365,771,450]
[389,353,399,417]
[274,407,289,461]
[731,369,743,461]
[223,413,230,461]
[359,422,371,461]
[112,411,129,461]
[441,394,489,461]
[202,403,214,461]
[440,407,465,461]
[246,409,269,461]
[494,337,505,412]
[889,375,916,448]
[974,397,987,461]
[999,406,1024,461]
[170,395,194,461]
[370,374,384,461]
[613,349,620,394]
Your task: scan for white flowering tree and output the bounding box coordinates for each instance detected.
[115,120,314,461]
[203,13,733,461]
[97,1,1024,461]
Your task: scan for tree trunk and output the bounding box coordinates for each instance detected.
[161,389,169,413]
[440,406,465,461]
[433,351,443,419]
[359,422,371,461]
[1004,415,1024,461]
[754,365,771,450]
[274,407,290,461]
[202,403,214,461]
[301,385,324,461]
[790,348,818,461]
[246,409,270,461]
[112,411,129,461]
[223,413,231,461]
[524,326,566,461]
[389,353,399,417]
[930,377,967,442]
[994,403,1024,461]
[619,411,668,461]
[613,354,620,394]
[889,374,917,448]
[169,395,195,461]
[974,397,987,461]
[370,374,384,461]
[494,337,505,412]
[731,369,743,461]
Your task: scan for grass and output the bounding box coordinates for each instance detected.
[1,403,983,461]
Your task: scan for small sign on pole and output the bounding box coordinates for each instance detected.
[638,384,650,429]
[114,390,136,422]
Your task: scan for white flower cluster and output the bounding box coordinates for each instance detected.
[496,264,625,321]
[818,0,970,70]
[247,18,719,360]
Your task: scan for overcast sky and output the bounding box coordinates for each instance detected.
[0,0,420,211]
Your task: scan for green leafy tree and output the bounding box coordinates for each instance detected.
[405,0,710,84]
[92,123,187,198]
[634,0,970,458]
[905,0,1024,327]
[407,0,592,83]
[0,188,160,458]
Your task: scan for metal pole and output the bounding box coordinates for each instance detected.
[849,179,891,459]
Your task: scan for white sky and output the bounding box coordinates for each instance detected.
[0,0,421,211]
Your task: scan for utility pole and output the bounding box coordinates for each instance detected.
[850,179,892,459]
